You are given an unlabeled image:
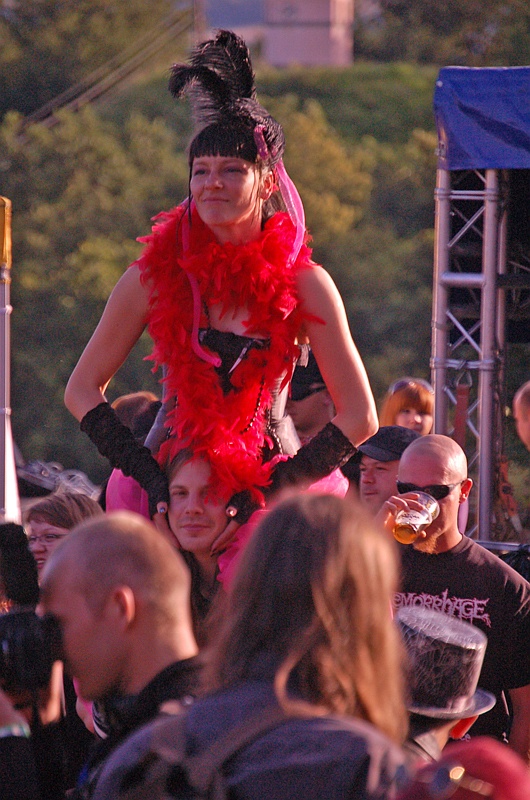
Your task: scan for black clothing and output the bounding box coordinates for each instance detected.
[63,675,96,787]
[0,657,201,800]
[396,536,530,740]
[74,657,200,799]
[94,680,409,800]
[198,328,270,395]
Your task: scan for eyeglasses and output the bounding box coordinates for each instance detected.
[389,377,434,395]
[416,762,493,799]
[27,533,68,548]
[396,481,462,501]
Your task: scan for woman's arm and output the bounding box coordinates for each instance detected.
[296,263,378,447]
[64,264,171,525]
[64,263,149,420]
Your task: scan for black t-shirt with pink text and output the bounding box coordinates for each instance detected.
[396,535,530,740]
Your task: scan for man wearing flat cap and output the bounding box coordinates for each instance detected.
[356,426,421,514]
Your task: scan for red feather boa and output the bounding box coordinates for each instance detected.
[135,205,314,498]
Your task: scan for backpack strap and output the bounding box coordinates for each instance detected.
[183,704,290,794]
[118,703,292,800]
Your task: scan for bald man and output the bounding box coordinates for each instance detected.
[383,435,530,762]
[0,512,200,800]
[513,381,530,451]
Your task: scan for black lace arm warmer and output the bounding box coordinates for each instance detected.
[80,402,169,518]
[225,422,355,525]
[266,421,356,496]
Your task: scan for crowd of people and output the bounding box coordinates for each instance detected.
[1,27,530,800]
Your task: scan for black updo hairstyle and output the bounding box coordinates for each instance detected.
[169,30,285,170]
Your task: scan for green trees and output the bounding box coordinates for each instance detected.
[0,0,183,118]
[355,0,530,66]
[2,62,439,478]
[0,4,441,480]
[1,105,188,477]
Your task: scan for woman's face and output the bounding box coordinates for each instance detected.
[27,520,69,576]
[395,407,433,436]
[190,155,269,243]
[168,459,228,558]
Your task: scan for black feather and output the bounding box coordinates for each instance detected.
[169,30,285,166]
[189,30,256,100]
[169,30,256,129]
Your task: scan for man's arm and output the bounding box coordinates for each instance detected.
[508,684,530,764]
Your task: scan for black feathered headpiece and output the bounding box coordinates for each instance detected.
[169,30,285,167]
[169,30,305,265]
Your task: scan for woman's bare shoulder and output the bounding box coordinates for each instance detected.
[295,262,342,314]
[110,261,150,316]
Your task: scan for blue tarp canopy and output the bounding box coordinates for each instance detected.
[434,66,530,171]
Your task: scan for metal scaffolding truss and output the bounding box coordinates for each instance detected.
[432,67,530,540]
[432,168,505,539]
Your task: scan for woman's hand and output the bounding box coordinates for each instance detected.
[210,519,241,556]
[152,510,178,548]
[35,660,63,726]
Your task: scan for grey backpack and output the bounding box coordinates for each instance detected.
[114,703,289,800]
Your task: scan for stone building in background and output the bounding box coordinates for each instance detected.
[206,0,355,66]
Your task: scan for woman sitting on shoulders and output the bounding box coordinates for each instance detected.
[65,30,377,537]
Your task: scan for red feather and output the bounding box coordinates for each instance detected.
[135,206,317,497]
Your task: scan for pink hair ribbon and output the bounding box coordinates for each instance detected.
[254,124,306,264]
[275,159,306,265]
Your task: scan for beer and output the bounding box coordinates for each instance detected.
[393,491,439,545]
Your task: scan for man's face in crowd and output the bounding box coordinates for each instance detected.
[40,568,125,701]
[359,455,400,514]
[286,386,330,438]
[397,450,466,554]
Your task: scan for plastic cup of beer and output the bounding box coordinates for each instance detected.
[392,491,440,545]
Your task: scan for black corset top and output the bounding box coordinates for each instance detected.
[198,328,270,394]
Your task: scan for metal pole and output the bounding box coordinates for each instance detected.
[431,168,451,433]
[477,171,500,540]
[0,197,21,523]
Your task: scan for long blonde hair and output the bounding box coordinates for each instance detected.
[206,493,408,744]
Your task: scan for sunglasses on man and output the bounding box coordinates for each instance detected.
[396,481,463,501]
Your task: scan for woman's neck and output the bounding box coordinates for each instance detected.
[209,216,263,246]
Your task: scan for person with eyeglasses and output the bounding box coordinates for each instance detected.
[384,434,530,762]
[380,377,434,436]
[25,492,103,580]
[23,493,105,792]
